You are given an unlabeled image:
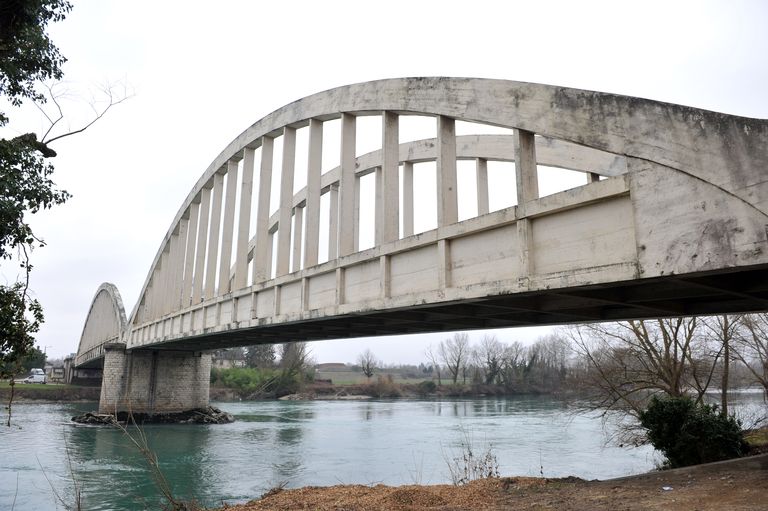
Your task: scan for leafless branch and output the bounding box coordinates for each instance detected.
[38,80,134,146]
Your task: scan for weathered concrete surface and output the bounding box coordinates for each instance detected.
[75,283,126,367]
[76,78,768,410]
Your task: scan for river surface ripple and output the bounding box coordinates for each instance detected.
[1,395,761,510]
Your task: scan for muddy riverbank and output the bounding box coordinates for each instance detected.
[218,453,768,511]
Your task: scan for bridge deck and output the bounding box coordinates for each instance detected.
[75,78,768,364]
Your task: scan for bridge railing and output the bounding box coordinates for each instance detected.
[75,336,116,367]
[122,75,768,351]
[125,92,631,347]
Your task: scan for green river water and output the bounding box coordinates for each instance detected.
[1,394,763,510]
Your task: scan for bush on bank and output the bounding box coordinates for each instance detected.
[639,395,749,468]
[211,367,312,398]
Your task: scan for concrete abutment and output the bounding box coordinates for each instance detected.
[98,342,211,415]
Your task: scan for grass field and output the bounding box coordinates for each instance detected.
[0,381,74,390]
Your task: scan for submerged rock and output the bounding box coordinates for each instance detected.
[70,412,117,425]
[71,406,234,425]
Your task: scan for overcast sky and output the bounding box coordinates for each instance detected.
[4,0,767,363]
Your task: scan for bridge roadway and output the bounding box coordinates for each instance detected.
[73,77,768,414]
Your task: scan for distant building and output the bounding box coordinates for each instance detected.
[211,349,246,369]
[315,362,348,372]
[45,363,66,383]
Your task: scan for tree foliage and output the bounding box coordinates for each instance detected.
[244,344,275,368]
[0,0,72,107]
[0,0,72,376]
[0,283,43,374]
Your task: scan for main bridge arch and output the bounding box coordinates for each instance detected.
[77,77,768,414]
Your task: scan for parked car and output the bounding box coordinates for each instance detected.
[23,368,47,384]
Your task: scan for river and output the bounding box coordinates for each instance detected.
[1,394,763,510]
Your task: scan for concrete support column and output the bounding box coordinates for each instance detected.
[192,187,211,304]
[437,239,451,290]
[159,248,171,315]
[328,183,339,260]
[338,113,356,257]
[253,136,274,283]
[148,265,159,319]
[170,221,187,312]
[588,172,601,184]
[265,231,274,279]
[379,255,391,299]
[514,129,538,208]
[476,158,489,215]
[205,172,225,299]
[374,167,382,246]
[218,161,239,294]
[234,148,255,290]
[277,127,297,276]
[141,284,151,323]
[402,161,414,237]
[353,174,361,251]
[335,267,345,305]
[150,278,158,320]
[437,116,458,227]
[304,119,323,268]
[292,206,304,273]
[181,201,199,308]
[381,111,399,243]
[514,129,538,277]
[99,343,211,415]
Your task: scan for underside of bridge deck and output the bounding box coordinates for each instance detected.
[143,265,768,352]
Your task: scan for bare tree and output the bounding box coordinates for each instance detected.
[425,344,443,386]
[498,341,526,389]
[439,333,470,384]
[568,318,715,418]
[34,80,133,148]
[278,342,311,379]
[735,313,768,398]
[701,315,742,415]
[357,348,378,380]
[477,335,504,384]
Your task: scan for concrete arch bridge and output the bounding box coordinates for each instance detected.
[75,78,768,415]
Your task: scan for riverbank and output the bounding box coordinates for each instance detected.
[0,383,100,402]
[210,380,570,401]
[219,453,768,511]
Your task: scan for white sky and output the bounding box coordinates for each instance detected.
[3,0,767,363]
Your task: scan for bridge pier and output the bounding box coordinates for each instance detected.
[99,342,211,415]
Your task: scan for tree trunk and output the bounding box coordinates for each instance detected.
[721,317,730,416]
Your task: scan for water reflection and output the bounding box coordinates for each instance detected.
[7,395,764,511]
[359,401,395,421]
[69,422,215,510]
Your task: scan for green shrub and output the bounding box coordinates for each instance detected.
[418,380,437,395]
[366,374,401,398]
[217,367,275,393]
[639,395,749,468]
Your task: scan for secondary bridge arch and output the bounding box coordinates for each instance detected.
[76,283,127,367]
[75,77,768,414]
